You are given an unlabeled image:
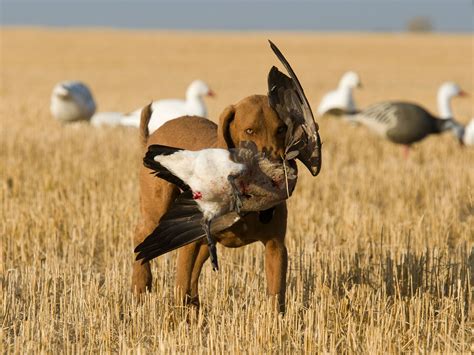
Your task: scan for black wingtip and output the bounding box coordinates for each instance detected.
[268,41,304,93]
[143,144,190,191]
[133,191,206,263]
[268,40,280,56]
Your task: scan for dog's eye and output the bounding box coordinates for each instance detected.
[277,126,286,134]
[245,128,254,135]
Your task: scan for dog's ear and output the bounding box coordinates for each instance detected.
[217,105,236,148]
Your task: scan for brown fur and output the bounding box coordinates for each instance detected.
[139,103,152,146]
[132,95,290,312]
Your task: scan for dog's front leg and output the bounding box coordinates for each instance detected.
[264,237,288,313]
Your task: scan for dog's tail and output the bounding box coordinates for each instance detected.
[139,103,153,147]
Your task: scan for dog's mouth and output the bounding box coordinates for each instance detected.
[287,159,297,170]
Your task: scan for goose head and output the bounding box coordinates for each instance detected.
[338,71,362,90]
[186,80,215,100]
[437,81,467,120]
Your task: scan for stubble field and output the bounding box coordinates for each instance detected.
[1,29,473,353]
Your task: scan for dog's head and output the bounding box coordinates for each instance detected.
[217,95,287,160]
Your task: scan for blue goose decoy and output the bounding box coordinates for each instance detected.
[346,82,467,155]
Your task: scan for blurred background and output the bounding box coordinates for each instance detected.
[2,0,473,33]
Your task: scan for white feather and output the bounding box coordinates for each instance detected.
[155,149,245,219]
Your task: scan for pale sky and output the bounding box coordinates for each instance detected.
[2,0,473,32]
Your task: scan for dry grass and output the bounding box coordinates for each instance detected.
[1,28,473,353]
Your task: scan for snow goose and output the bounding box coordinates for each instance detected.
[135,141,297,271]
[347,82,467,152]
[316,71,361,116]
[50,81,96,122]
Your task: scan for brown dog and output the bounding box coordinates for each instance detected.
[132,95,292,312]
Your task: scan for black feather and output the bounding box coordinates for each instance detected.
[143,144,190,191]
[268,40,315,121]
[135,191,206,263]
[268,66,304,151]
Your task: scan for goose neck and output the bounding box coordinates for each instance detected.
[437,90,453,119]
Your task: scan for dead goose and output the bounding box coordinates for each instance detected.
[134,140,297,270]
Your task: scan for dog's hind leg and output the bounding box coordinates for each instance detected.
[189,242,210,307]
[131,220,156,295]
[131,176,179,296]
[175,242,201,305]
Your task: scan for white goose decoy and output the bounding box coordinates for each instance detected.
[120,80,215,133]
[97,80,215,131]
[347,82,467,150]
[316,71,362,116]
[89,111,139,127]
[50,81,96,122]
[147,79,215,132]
[462,119,474,146]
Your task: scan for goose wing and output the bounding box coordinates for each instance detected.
[135,191,242,263]
[267,40,322,176]
[134,191,205,263]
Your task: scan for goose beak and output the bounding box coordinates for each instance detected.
[459,90,468,97]
[358,82,363,89]
[207,89,216,97]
